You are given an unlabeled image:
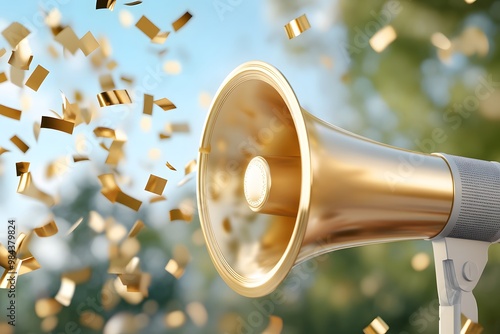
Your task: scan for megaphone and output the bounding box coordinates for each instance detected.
[197,61,500,333]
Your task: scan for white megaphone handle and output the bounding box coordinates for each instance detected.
[432,238,489,333]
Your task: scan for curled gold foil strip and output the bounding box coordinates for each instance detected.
[0,259,22,289]
[284,14,311,39]
[169,209,192,222]
[41,116,75,134]
[116,191,142,211]
[8,50,33,70]
[34,220,58,237]
[54,26,81,54]
[165,161,177,171]
[93,126,116,138]
[73,155,89,162]
[144,174,167,195]
[97,89,132,107]
[16,161,30,176]
[17,172,55,206]
[0,147,9,155]
[98,173,120,202]
[172,11,193,32]
[0,104,21,120]
[143,93,154,115]
[25,65,49,91]
[363,317,389,334]
[154,97,176,111]
[2,22,30,48]
[80,31,99,56]
[96,0,116,10]
[10,135,29,153]
[55,277,76,306]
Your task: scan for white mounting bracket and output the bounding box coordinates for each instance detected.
[432,237,489,333]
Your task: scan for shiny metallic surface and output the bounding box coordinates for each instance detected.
[197,61,455,297]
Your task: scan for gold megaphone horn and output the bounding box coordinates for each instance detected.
[197,61,500,332]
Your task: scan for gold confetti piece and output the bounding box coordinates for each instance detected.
[99,74,115,91]
[461,314,483,333]
[128,220,145,238]
[136,16,160,40]
[63,267,92,284]
[45,157,69,179]
[0,48,5,57]
[16,162,30,176]
[55,277,76,307]
[105,140,126,165]
[120,75,134,84]
[33,122,41,141]
[80,31,99,56]
[96,0,116,10]
[61,93,79,122]
[25,65,49,91]
[0,147,9,155]
[150,195,166,203]
[80,311,104,331]
[0,104,21,120]
[10,135,29,153]
[169,209,192,222]
[35,298,62,318]
[2,22,30,48]
[73,155,89,162]
[94,126,116,138]
[55,26,81,54]
[17,172,55,206]
[66,217,84,236]
[363,316,389,334]
[8,50,33,70]
[47,44,59,58]
[163,60,182,74]
[97,89,132,107]
[98,174,120,202]
[41,116,75,134]
[165,259,184,279]
[284,14,311,39]
[159,132,171,140]
[0,72,7,83]
[186,302,208,327]
[184,159,197,175]
[262,316,283,334]
[199,145,211,154]
[144,174,167,195]
[143,93,154,115]
[152,31,170,44]
[10,67,24,87]
[165,161,177,171]
[34,220,58,237]
[106,60,118,71]
[116,191,142,211]
[369,25,397,53]
[154,97,176,111]
[165,310,186,329]
[166,122,190,133]
[124,0,142,5]
[172,11,193,32]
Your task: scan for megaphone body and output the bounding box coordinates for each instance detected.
[197,61,500,332]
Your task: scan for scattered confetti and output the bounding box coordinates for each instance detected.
[144,174,167,195]
[115,191,142,211]
[73,155,89,162]
[0,72,7,83]
[124,1,142,5]
[41,116,75,134]
[165,259,184,279]
[128,220,145,238]
[97,89,132,107]
[169,209,192,222]
[0,147,9,155]
[184,159,197,175]
[55,277,76,307]
[80,31,100,56]
[10,135,29,153]
[284,14,311,39]
[54,26,81,54]
[143,94,154,115]
[135,16,169,44]
[369,25,397,53]
[105,140,126,165]
[149,195,166,203]
[8,50,33,70]
[0,48,5,57]
[172,11,193,32]
[94,126,116,138]
[17,172,56,206]
[0,104,22,120]
[106,60,118,70]
[15,162,30,176]
[363,316,389,334]
[154,97,176,111]
[25,65,49,91]
[165,161,176,171]
[120,75,134,84]
[2,22,30,48]
[96,0,116,10]
[34,220,59,237]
